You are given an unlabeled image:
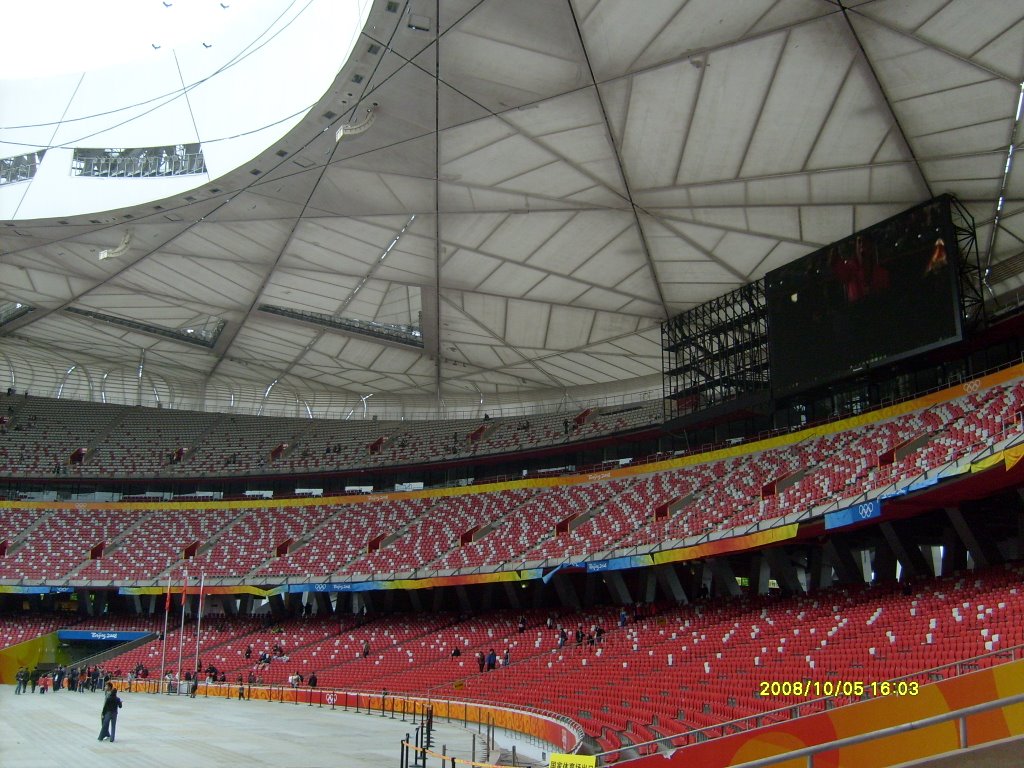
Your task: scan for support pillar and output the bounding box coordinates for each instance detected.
[707,558,741,598]
[946,506,1003,568]
[407,590,424,612]
[765,548,803,595]
[872,542,898,584]
[583,574,599,607]
[268,593,287,619]
[823,539,862,584]
[640,569,658,604]
[937,528,962,577]
[807,546,832,592]
[880,521,933,579]
[552,576,581,610]
[750,552,772,596]
[605,571,635,605]
[236,595,251,617]
[314,591,333,616]
[76,588,93,616]
[500,582,520,610]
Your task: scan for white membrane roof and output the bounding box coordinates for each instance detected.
[1,0,1022,418]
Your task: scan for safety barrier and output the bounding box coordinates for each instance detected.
[115,677,584,760]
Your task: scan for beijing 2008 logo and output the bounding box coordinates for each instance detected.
[963,380,981,394]
[858,503,875,519]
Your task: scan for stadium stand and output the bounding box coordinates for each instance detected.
[0,394,661,479]
[0,377,1021,580]
[2,373,1023,764]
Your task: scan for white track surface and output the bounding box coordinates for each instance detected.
[0,684,481,767]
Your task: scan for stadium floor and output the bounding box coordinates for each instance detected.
[0,684,481,767]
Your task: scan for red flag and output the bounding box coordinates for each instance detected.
[164,574,172,612]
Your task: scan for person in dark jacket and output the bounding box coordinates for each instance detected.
[98,684,122,742]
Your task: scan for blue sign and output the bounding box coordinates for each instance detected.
[57,630,151,643]
[4,585,75,595]
[906,476,940,494]
[825,499,881,530]
[288,581,377,594]
[585,555,636,573]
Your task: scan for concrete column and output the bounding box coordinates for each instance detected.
[872,543,898,584]
[765,548,803,595]
[879,521,932,579]
[235,595,251,616]
[653,564,688,604]
[940,524,966,576]
[553,575,581,610]
[750,552,772,595]
[823,539,862,584]
[807,546,833,592]
[314,591,333,616]
[76,589,93,616]
[268,593,287,619]
[583,574,599,607]
[500,582,521,610]
[407,590,424,612]
[641,570,658,604]
[945,506,1002,567]
[480,584,495,611]
[707,558,741,598]
[604,571,634,605]
[431,587,446,613]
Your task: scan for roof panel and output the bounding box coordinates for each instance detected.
[2,0,1016,411]
[677,33,788,184]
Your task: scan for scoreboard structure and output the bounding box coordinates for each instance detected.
[663,196,984,421]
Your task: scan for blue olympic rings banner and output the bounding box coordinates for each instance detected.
[825,499,881,530]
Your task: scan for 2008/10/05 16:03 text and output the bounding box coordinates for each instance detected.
[758,680,921,698]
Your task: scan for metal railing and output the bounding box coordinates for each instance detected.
[595,642,1024,763]
[728,691,1024,768]
[0,151,45,185]
[71,148,207,178]
[113,677,584,757]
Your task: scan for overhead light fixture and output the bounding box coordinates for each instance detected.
[407,13,430,31]
[335,103,379,143]
[98,230,132,261]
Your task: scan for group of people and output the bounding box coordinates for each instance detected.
[246,642,290,666]
[287,670,318,688]
[471,647,510,672]
[14,664,110,694]
[14,666,124,743]
[554,624,605,650]
[13,666,46,694]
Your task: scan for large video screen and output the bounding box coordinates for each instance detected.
[766,196,963,397]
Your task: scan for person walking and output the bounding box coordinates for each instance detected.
[98,683,123,742]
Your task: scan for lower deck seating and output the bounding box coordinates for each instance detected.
[5,563,1018,758]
